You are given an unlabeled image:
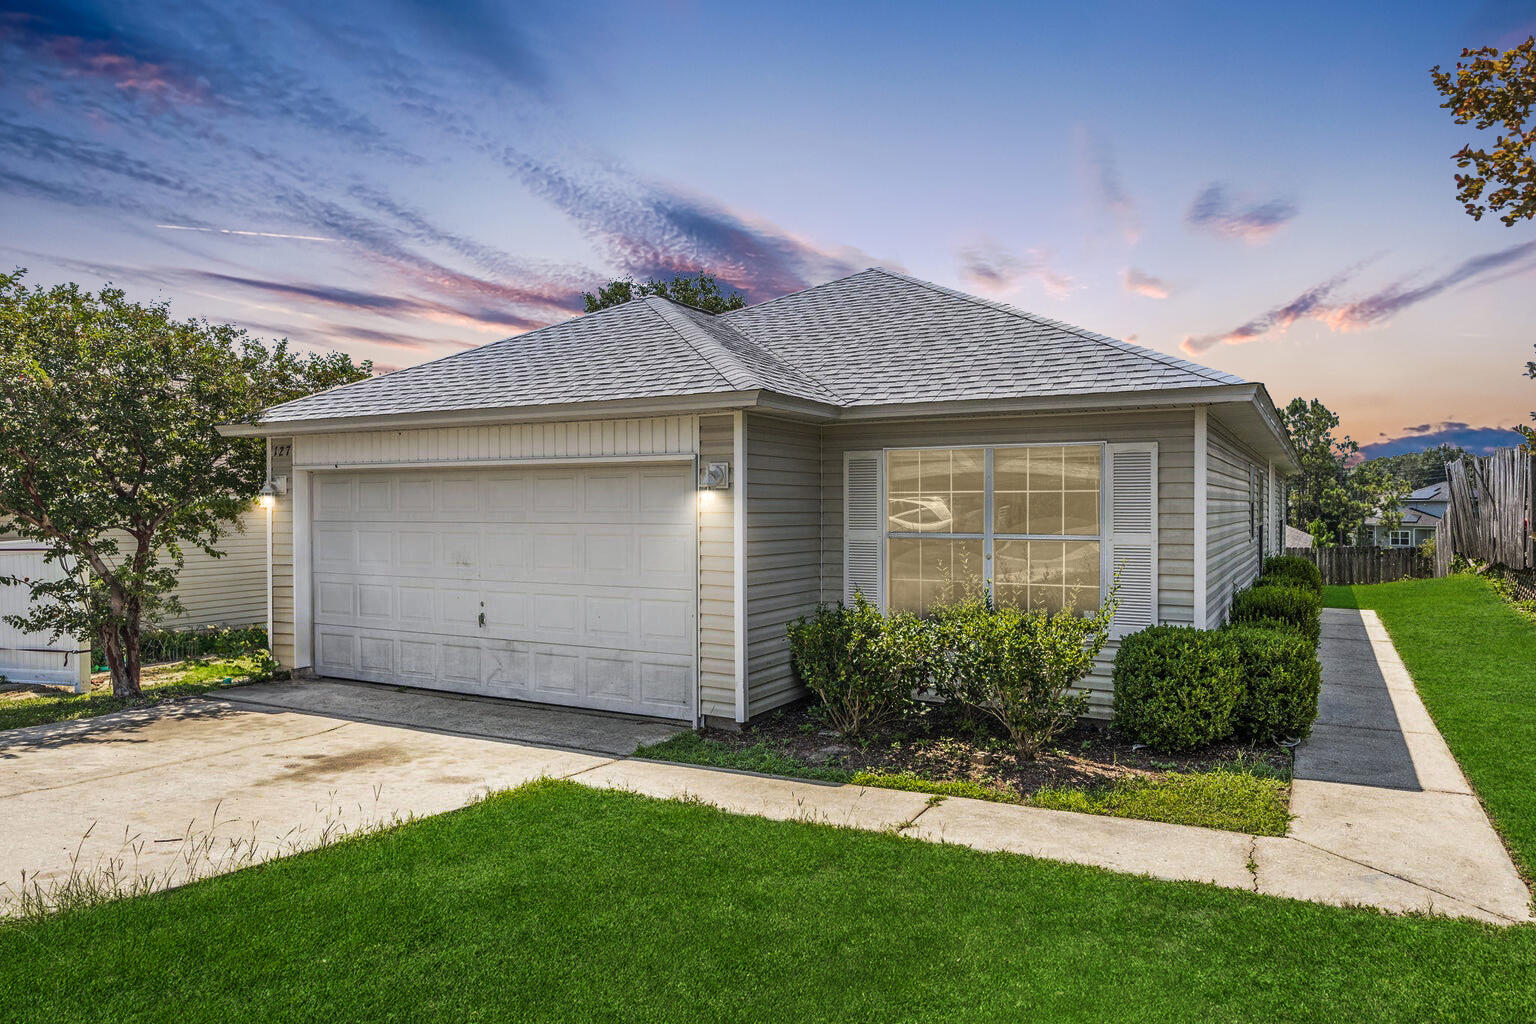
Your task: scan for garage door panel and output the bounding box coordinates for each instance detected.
[312,465,695,719]
[316,580,354,618]
[315,476,354,517]
[484,476,531,518]
[357,476,393,513]
[533,474,578,516]
[313,525,357,571]
[583,472,633,513]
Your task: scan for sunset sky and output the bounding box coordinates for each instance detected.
[3,0,1534,455]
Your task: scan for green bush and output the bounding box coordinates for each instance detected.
[94,624,270,669]
[1258,554,1323,596]
[1229,584,1321,644]
[787,595,927,740]
[1226,624,1322,743]
[929,598,1112,759]
[1112,626,1243,751]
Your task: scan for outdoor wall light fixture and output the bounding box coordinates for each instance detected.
[698,461,731,490]
[258,476,288,508]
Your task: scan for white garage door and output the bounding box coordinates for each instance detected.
[311,464,697,720]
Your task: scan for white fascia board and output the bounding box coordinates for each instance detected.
[218,390,773,437]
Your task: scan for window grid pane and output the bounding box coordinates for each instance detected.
[887,537,983,615]
[887,448,983,534]
[885,445,1103,616]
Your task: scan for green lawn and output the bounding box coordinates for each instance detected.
[1326,575,1536,878]
[1031,765,1291,834]
[2,781,1532,1022]
[0,657,262,733]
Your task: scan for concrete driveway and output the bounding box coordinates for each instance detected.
[0,680,679,910]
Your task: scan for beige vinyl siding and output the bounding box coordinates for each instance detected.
[1206,420,1263,624]
[697,414,737,719]
[820,409,1196,718]
[743,413,821,716]
[152,505,267,629]
[269,438,297,671]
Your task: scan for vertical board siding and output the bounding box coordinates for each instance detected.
[744,414,822,717]
[152,505,268,629]
[270,439,297,671]
[0,544,90,688]
[697,414,737,719]
[819,410,1196,718]
[294,416,694,468]
[1206,421,1263,624]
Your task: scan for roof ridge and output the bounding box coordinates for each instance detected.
[865,267,1243,388]
[657,297,849,404]
[720,267,882,320]
[642,296,755,391]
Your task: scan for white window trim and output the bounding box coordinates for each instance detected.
[881,442,1106,609]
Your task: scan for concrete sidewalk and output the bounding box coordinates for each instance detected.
[3,610,1529,924]
[571,607,1532,924]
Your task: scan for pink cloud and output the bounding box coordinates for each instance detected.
[958,241,1074,299]
[1180,241,1536,354]
[1122,267,1170,299]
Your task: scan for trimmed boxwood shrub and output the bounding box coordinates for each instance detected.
[787,595,927,740]
[1226,624,1322,743]
[1259,554,1323,596]
[1111,626,1243,751]
[1229,584,1322,644]
[929,598,1112,759]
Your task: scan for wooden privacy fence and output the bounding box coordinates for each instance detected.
[1445,448,1536,569]
[1285,546,1432,585]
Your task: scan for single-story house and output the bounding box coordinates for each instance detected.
[0,508,268,690]
[225,269,1298,725]
[1363,481,1449,548]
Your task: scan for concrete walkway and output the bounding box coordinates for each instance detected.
[3,613,1529,924]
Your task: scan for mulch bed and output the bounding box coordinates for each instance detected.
[710,700,1291,797]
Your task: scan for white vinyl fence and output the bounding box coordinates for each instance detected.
[0,542,90,692]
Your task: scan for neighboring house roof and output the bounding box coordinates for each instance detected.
[1365,507,1443,527]
[1409,481,1451,502]
[1285,524,1314,549]
[244,268,1293,466]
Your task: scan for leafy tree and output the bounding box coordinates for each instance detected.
[582,272,746,314]
[1361,443,1469,488]
[1521,343,1536,452]
[1431,36,1536,225]
[0,272,371,696]
[1280,397,1408,545]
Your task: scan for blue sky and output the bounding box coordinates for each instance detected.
[2,0,1534,453]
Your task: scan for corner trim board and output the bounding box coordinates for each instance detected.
[1193,406,1209,629]
[733,411,748,723]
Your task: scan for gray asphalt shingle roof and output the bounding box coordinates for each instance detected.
[258,268,1247,424]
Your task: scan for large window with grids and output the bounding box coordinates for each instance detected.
[885,445,1102,616]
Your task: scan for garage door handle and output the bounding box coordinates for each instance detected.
[478,612,486,628]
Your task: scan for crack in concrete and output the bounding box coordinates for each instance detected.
[893,798,942,835]
[559,758,621,780]
[1284,836,1519,923]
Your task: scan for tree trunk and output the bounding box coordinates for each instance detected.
[99,621,142,698]
[123,600,142,696]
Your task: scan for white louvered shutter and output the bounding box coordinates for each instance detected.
[1104,443,1158,638]
[843,451,885,608]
